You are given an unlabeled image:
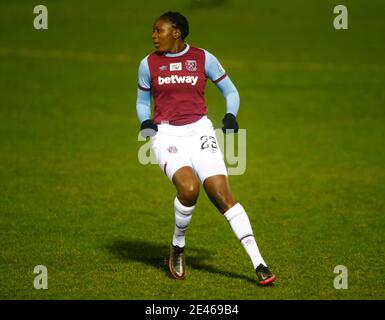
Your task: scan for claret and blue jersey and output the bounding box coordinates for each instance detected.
[136,44,240,125]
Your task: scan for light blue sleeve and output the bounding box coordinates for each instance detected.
[138,56,151,90]
[136,89,152,123]
[204,50,227,83]
[204,50,240,116]
[215,77,240,116]
[136,56,152,123]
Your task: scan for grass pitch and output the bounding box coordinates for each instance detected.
[0,0,384,299]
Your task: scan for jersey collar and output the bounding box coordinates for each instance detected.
[164,44,190,57]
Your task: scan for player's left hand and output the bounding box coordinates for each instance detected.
[222,113,239,134]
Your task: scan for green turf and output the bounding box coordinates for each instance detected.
[1,0,384,299]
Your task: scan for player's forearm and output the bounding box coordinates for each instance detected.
[216,77,240,116]
[136,88,152,123]
[225,90,240,116]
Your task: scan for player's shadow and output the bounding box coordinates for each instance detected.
[107,238,256,284]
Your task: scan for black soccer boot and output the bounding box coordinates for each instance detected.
[168,244,186,280]
[256,263,276,285]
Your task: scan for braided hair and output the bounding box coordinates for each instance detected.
[159,11,189,40]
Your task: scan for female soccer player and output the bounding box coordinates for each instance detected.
[136,11,275,285]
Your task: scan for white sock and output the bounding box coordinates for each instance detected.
[224,203,267,269]
[172,197,195,248]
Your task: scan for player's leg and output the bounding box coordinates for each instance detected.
[171,166,199,249]
[151,133,198,279]
[203,174,275,285]
[167,166,199,279]
[188,118,275,285]
[203,175,268,266]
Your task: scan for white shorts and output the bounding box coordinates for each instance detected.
[150,116,227,183]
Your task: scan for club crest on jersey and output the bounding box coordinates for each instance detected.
[167,146,178,153]
[185,60,197,72]
[170,62,182,71]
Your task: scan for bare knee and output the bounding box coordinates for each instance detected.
[172,167,200,207]
[177,181,199,207]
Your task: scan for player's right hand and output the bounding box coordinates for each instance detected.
[140,119,158,138]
